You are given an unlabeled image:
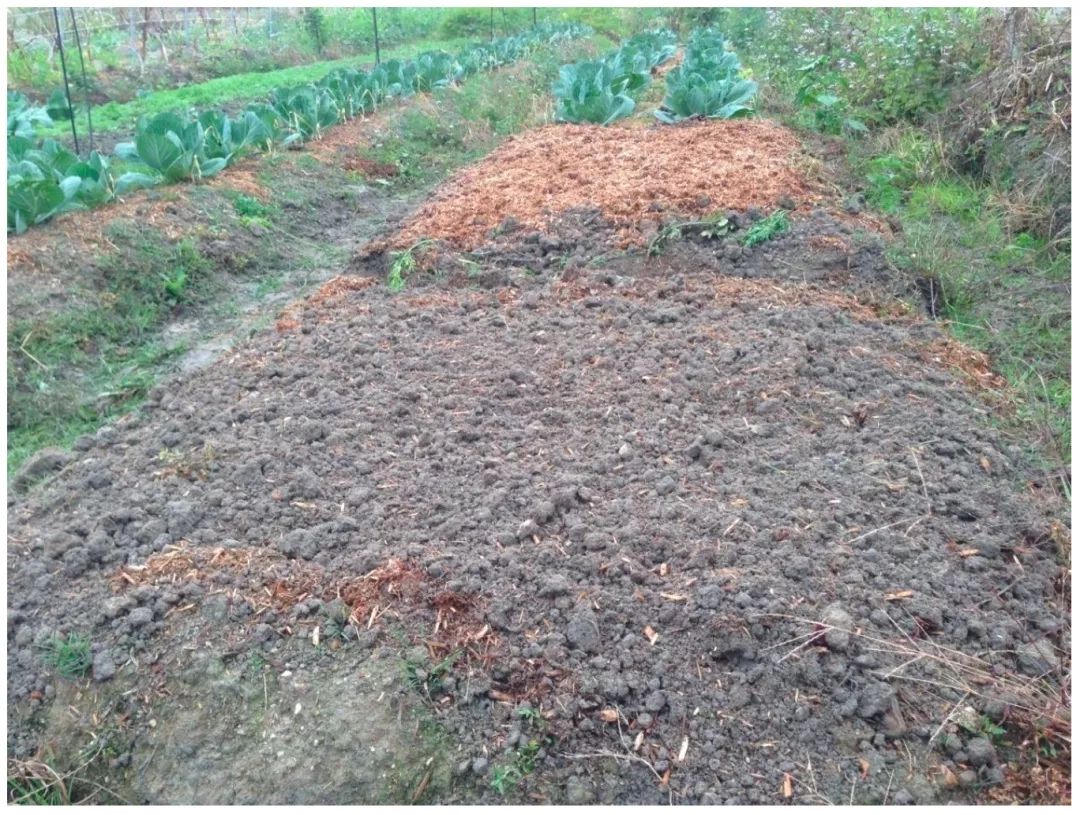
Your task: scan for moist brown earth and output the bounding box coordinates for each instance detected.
[7,126,1070,804]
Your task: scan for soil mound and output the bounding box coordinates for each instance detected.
[7,226,1069,803]
[390,120,822,249]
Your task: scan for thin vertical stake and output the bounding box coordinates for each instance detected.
[69,8,93,152]
[490,8,494,41]
[372,8,380,64]
[52,7,79,154]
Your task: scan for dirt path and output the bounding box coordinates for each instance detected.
[7,120,1070,804]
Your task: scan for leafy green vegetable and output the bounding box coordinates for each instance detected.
[553,60,636,125]
[655,70,758,122]
[45,88,73,122]
[414,50,462,91]
[655,27,758,123]
[198,109,266,164]
[620,29,678,70]
[267,85,341,142]
[115,112,227,183]
[319,68,373,118]
[6,137,119,232]
[551,28,676,126]
[9,21,593,234]
[378,59,420,98]
[603,49,652,95]
[7,90,52,139]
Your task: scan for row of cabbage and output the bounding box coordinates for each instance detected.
[654,28,758,123]
[551,27,758,127]
[552,29,677,125]
[7,22,591,234]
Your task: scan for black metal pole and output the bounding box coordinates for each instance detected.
[490,8,494,41]
[69,8,93,153]
[372,8,380,64]
[52,7,79,154]
[533,8,537,28]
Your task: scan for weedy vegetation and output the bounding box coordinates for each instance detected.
[387,239,437,292]
[40,633,93,679]
[742,210,790,246]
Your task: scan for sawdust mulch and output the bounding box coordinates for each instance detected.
[391,119,824,249]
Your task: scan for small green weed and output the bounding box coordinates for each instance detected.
[958,711,1009,745]
[490,765,519,796]
[979,715,1009,744]
[321,601,353,644]
[232,194,274,220]
[516,706,542,723]
[489,737,550,796]
[162,268,188,301]
[7,769,67,805]
[41,633,92,679]
[742,210,789,247]
[402,647,459,699]
[387,239,436,292]
[516,739,542,774]
[245,652,267,676]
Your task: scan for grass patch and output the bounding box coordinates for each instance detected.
[366,105,477,187]
[7,761,70,805]
[233,193,277,220]
[40,633,92,679]
[7,228,212,477]
[858,132,1070,484]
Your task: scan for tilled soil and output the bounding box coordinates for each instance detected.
[7,205,1069,804]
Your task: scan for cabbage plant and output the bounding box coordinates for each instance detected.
[267,86,342,141]
[198,109,274,164]
[553,60,636,125]
[7,138,117,232]
[655,69,758,122]
[655,27,757,123]
[115,112,227,183]
[414,51,462,91]
[7,91,52,139]
[378,60,419,98]
[621,30,678,70]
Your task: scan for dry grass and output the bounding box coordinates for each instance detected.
[112,543,497,662]
[7,750,133,805]
[774,609,1071,804]
[913,339,1009,392]
[945,9,1071,240]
